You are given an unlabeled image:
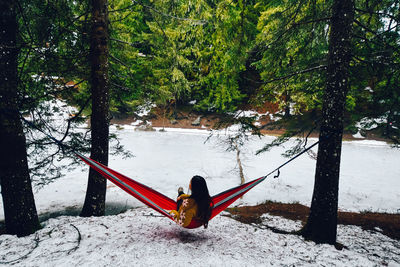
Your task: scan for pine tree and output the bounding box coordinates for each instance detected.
[0,0,41,237]
[301,0,355,244]
[80,0,110,217]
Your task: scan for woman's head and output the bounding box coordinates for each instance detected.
[190,175,212,228]
[190,175,209,196]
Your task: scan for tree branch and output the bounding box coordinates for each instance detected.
[59,96,91,144]
[109,54,131,68]
[15,0,34,42]
[262,65,327,84]
[110,81,133,92]
[292,16,331,26]
[110,38,138,47]
[354,19,378,35]
[355,7,400,22]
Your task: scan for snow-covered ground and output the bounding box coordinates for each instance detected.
[1,208,399,266]
[1,125,400,266]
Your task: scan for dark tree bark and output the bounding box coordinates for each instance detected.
[0,0,41,237]
[301,0,355,244]
[80,0,110,217]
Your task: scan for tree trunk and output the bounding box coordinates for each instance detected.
[0,0,41,237]
[301,0,354,244]
[80,0,110,217]
[234,141,245,185]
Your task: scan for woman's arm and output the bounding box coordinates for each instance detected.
[177,194,190,201]
[172,198,197,227]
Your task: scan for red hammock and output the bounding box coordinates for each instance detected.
[76,152,267,229]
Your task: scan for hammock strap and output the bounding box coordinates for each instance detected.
[261,140,320,180]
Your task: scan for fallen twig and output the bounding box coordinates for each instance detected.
[0,233,40,264]
[67,224,81,255]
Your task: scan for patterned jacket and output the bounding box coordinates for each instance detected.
[170,194,198,227]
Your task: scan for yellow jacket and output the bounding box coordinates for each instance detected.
[170,194,198,227]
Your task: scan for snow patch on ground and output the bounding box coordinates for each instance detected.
[352,131,365,139]
[356,116,388,131]
[234,109,277,126]
[130,120,143,126]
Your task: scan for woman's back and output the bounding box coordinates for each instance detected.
[170,194,198,227]
[170,175,212,228]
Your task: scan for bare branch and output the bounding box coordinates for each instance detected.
[262,65,327,84]
[110,81,133,92]
[354,19,378,35]
[109,54,131,69]
[59,96,91,144]
[355,8,400,22]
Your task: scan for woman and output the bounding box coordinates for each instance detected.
[169,175,213,228]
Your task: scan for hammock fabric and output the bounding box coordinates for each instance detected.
[76,152,267,229]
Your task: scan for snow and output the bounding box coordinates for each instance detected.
[234,109,277,125]
[1,208,399,266]
[364,86,374,93]
[130,120,143,126]
[235,110,260,118]
[136,103,156,117]
[352,131,365,139]
[1,125,400,266]
[356,116,388,131]
[269,113,281,121]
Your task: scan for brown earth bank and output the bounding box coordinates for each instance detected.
[111,106,391,142]
[226,201,400,241]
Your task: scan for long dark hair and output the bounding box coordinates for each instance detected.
[190,175,213,228]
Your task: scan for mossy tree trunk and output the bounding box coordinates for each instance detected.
[301,0,355,245]
[0,0,41,237]
[80,0,110,217]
